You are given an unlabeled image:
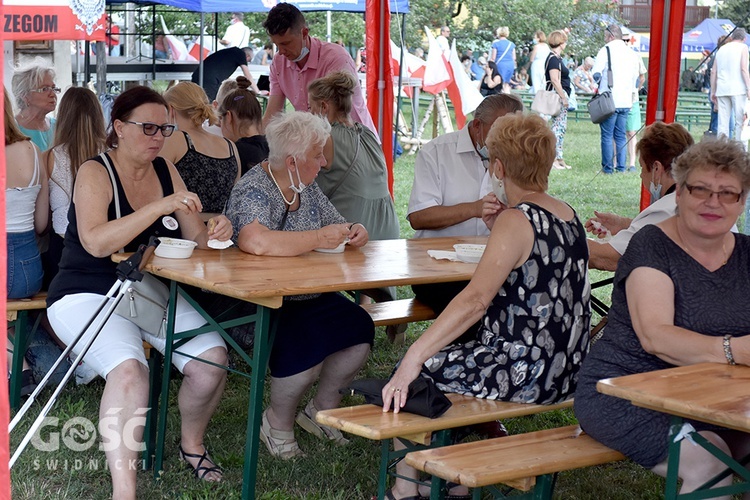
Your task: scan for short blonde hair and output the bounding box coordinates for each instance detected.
[486,113,555,191]
[547,30,568,49]
[164,82,218,127]
[535,30,547,43]
[496,26,509,38]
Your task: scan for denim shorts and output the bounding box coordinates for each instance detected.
[7,230,42,299]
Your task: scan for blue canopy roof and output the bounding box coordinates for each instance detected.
[682,18,740,53]
[117,0,409,14]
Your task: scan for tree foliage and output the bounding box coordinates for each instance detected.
[718,0,750,30]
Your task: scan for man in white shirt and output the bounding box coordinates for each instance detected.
[592,24,642,174]
[220,12,251,49]
[408,94,523,335]
[436,26,451,56]
[711,28,750,143]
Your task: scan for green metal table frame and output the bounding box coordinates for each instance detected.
[665,415,750,499]
[8,310,42,409]
[149,281,277,500]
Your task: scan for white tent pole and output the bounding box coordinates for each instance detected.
[199,12,205,86]
[327,11,332,42]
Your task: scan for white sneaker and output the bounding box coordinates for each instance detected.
[74,361,99,385]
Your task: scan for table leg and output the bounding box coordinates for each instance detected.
[241,305,274,500]
[153,280,179,478]
[665,417,682,499]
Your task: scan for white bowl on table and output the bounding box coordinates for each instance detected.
[453,244,486,263]
[155,237,198,259]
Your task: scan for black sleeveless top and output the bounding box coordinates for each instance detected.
[47,153,182,306]
[174,131,236,213]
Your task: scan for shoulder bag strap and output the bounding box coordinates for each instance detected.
[605,46,613,92]
[497,41,512,63]
[99,152,125,253]
[323,128,361,199]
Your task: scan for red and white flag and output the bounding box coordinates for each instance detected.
[423,26,451,95]
[448,39,483,126]
[390,40,426,98]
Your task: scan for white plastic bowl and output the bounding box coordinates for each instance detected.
[155,237,198,259]
[453,244,486,263]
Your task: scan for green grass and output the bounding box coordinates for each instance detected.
[11,119,674,499]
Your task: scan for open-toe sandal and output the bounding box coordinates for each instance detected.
[261,410,306,459]
[179,445,223,482]
[295,400,349,445]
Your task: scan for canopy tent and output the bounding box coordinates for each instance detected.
[682,18,743,53]
[136,0,408,13]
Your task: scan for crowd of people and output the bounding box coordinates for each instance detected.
[7,10,750,500]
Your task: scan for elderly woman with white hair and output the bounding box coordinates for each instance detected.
[224,111,374,460]
[12,58,58,151]
[573,57,598,94]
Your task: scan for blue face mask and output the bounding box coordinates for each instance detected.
[291,45,309,63]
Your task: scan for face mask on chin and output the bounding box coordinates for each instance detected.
[475,122,489,161]
[291,45,309,63]
[289,158,308,194]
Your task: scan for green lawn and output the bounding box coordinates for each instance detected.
[11,119,682,499]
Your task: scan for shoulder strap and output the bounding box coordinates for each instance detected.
[99,152,125,253]
[224,137,236,159]
[29,145,40,187]
[497,41,512,62]
[605,46,614,92]
[323,127,361,199]
[183,131,194,150]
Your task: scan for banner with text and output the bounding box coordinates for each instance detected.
[2,0,106,41]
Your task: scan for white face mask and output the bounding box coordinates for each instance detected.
[490,171,509,206]
[289,158,308,194]
[475,122,489,161]
[291,45,309,63]
[649,170,662,203]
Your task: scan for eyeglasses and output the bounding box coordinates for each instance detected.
[124,121,176,137]
[29,86,61,94]
[684,183,743,204]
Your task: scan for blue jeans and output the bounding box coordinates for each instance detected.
[600,107,631,173]
[7,230,42,299]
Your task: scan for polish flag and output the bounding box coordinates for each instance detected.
[390,41,426,98]
[447,39,483,127]
[161,15,196,61]
[422,26,451,95]
[423,27,483,129]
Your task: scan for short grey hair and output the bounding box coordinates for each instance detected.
[672,136,750,191]
[731,28,746,41]
[266,111,331,166]
[11,57,55,111]
[584,56,595,67]
[474,94,524,125]
[606,24,623,40]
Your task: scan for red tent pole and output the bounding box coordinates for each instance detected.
[1,1,13,493]
[366,0,395,196]
[643,0,687,210]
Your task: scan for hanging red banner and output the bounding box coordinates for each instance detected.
[2,0,106,41]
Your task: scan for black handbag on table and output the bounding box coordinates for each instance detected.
[341,377,452,419]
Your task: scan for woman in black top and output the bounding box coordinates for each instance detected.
[545,30,572,170]
[218,76,269,176]
[480,59,503,96]
[46,87,233,493]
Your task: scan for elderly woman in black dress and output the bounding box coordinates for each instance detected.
[381,113,590,500]
[575,137,750,495]
[224,111,374,459]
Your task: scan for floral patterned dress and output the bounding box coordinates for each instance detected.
[421,203,591,404]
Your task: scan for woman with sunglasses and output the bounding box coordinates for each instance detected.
[11,58,59,151]
[575,137,750,495]
[46,86,233,495]
[161,82,241,221]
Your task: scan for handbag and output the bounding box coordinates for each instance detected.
[531,90,561,116]
[531,54,561,116]
[341,376,452,419]
[100,153,170,337]
[587,47,616,124]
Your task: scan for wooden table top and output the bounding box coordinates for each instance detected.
[597,363,750,433]
[113,236,486,309]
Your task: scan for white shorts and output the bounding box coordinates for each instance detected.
[48,292,227,379]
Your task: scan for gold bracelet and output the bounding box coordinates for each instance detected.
[723,334,736,365]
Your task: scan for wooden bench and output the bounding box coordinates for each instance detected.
[317,394,573,500]
[7,293,48,409]
[406,424,625,499]
[361,298,437,327]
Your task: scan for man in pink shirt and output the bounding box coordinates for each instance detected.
[261,3,377,137]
